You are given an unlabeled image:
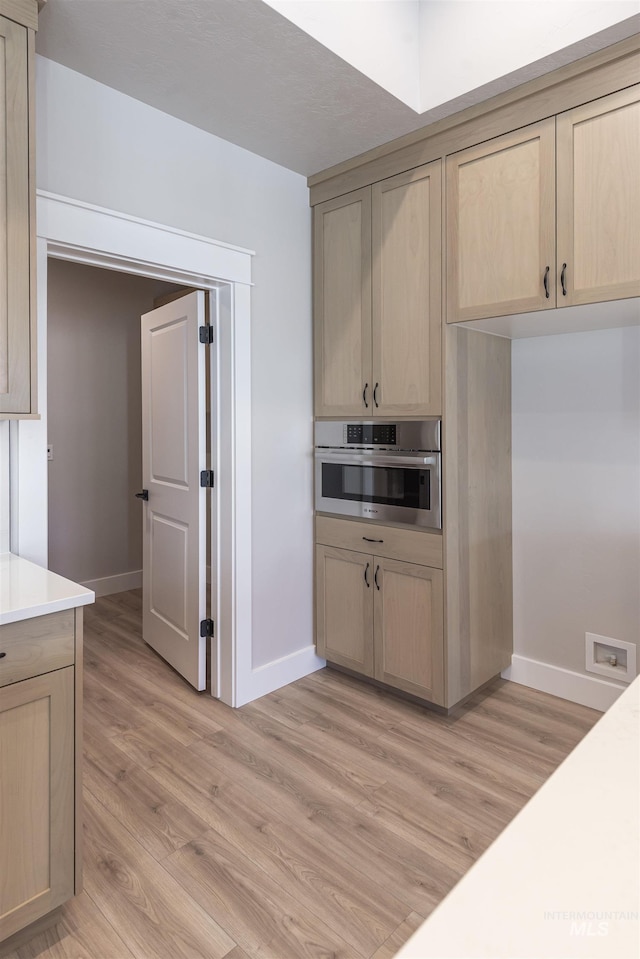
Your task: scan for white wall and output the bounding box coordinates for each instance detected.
[512,327,640,690]
[34,57,313,671]
[47,259,175,585]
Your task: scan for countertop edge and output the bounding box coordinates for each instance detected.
[0,552,96,626]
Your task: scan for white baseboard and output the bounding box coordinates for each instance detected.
[502,654,629,712]
[81,569,142,598]
[235,645,326,707]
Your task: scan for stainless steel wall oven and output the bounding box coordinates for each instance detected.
[315,420,442,530]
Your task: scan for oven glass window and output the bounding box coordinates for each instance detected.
[322,463,430,510]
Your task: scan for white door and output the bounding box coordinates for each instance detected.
[140,291,207,690]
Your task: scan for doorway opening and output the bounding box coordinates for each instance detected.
[23,191,255,706]
[47,259,179,594]
[47,261,220,691]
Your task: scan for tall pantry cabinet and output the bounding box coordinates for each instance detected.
[0,0,38,417]
[312,165,512,710]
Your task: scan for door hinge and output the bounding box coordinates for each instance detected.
[200,618,215,638]
[200,469,215,488]
[199,325,214,344]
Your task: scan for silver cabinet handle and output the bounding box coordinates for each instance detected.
[316,450,436,467]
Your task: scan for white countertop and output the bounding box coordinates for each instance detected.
[0,552,95,625]
[395,676,640,959]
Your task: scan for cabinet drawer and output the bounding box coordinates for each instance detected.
[0,611,75,688]
[315,515,443,568]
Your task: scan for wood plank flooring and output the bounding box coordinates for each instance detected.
[4,590,600,959]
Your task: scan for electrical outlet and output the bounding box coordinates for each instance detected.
[47,445,53,461]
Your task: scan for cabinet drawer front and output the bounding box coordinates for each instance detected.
[0,611,75,687]
[316,515,443,568]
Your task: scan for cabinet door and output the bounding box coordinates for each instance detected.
[0,15,32,415]
[0,667,75,941]
[316,544,374,676]
[373,557,444,704]
[314,188,372,417]
[557,85,640,307]
[446,118,556,322]
[372,162,441,415]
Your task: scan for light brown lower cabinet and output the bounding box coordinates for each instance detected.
[373,557,444,704]
[316,544,444,705]
[316,545,374,677]
[0,610,82,945]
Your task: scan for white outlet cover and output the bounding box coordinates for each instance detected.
[585,632,637,684]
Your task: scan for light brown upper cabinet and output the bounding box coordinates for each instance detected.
[556,85,640,307]
[0,0,37,417]
[446,118,556,323]
[314,187,372,417]
[447,84,640,323]
[314,161,442,417]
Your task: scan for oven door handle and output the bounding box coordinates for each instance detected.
[315,451,437,467]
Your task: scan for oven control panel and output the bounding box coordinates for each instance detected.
[345,424,396,446]
[315,419,441,453]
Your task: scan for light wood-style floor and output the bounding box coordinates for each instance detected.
[5,590,600,959]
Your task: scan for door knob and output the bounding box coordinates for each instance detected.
[135,490,149,501]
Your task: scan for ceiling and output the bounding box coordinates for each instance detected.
[35,1,640,178]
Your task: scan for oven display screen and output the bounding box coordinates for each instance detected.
[322,463,430,509]
[346,424,396,445]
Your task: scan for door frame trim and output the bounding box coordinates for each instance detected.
[11,190,252,706]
